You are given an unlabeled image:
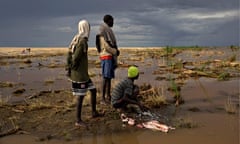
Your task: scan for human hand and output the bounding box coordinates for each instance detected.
[66,68,71,77]
[116,49,120,56]
[139,104,149,111]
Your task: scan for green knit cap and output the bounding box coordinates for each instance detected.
[128,66,139,78]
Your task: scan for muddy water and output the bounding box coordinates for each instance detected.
[0,78,239,144]
[0,55,163,102]
[0,48,239,144]
[0,66,69,103]
[176,78,239,144]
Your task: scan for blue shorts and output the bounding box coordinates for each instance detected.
[101,59,115,79]
[71,79,95,96]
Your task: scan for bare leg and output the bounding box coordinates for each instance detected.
[106,78,112,102]
[101,78,110,104]
[101,78,107,101]
[90,88,103,118]
[75,96,87,127]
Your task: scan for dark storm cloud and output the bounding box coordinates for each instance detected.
[0,0,145,18]
[121,0,239,46]
[0,0,96,18]
[0,0,239,47]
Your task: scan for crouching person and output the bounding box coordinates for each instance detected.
[111,66,147,114]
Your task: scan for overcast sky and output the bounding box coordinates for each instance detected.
[0,0,239,47]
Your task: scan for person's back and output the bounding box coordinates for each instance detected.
[99,35,117,59]
[70,37,89,82]
[67,20,102,128]
[111,66,147,114]
[111,78,134,106]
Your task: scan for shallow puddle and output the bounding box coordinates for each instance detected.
[0,47,239,144]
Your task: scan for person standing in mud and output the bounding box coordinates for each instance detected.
[97,14,120,105]
[111,66,147,113]
[67,20,101,127]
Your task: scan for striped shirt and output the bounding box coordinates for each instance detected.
[111,78,134,105]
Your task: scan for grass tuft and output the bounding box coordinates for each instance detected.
[225,96,237,114]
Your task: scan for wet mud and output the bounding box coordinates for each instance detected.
[0,47,239,144]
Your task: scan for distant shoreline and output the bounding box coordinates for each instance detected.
[0,47,166,55]
[0,47,166,57]
[0,46,165,49]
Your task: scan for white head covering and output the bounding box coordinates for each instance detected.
[69,20,90,52]
[78,20,90,38]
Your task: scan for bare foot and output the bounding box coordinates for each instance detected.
[100,100,110,105]
[75,121,87,128]
[92,111,104,118]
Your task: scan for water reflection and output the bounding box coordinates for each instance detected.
[95,128,140,144]
[0,54,164,103]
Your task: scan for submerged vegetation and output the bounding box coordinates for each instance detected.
[173,117,198,129]
[144,87,167,108]
[225,95,238,114]
[0,82,14,88]
[217,72,230,81]
[0,47,239,141]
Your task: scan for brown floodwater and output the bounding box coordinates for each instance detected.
[0,48,239,144]
[1,75,239,144]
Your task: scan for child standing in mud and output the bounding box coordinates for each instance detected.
[67,20,102,127]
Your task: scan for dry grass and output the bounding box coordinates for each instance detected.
[0,94,11,106]
[0,47,67,60]
[44,77,55,84]
[0,82,14,88]
[28,100,53,111]
[26,92,75,112]
[142,87,168,108]
[225,95,237,114]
